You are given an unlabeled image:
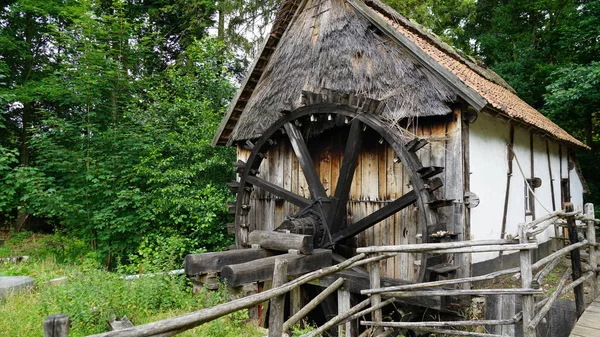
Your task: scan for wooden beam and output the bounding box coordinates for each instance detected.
[356,239,519,253]
[184,249,267,275]
[283,278,345,331]
[328,119,364,233]
[221,249,332,287]
[361,318,517,328]
[317,271,444,311]
[337,287,352,337]
[585,203,598,300]
[248,230,314,255]
[382,288,542,298]
[529,267,571,330]
[546,140,557,211]
[269,259,287,337]
[519,224,535,337]
[501,125,515,241]
[301,299,371,337]
[284,122,328,201]
[369,257,383,336]
[331,191,417,243]
[566,203,585,317]
[246,175,311,208]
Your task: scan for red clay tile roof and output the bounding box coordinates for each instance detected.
[368,1,587,148]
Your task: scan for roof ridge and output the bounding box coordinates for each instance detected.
[364,0,516,93]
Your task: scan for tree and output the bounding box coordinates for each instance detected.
[0,0,74,229]
[384,0,477,52]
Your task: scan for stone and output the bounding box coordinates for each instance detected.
[0,276,34,300]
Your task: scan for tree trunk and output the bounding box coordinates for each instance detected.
[15,102,33,232]
[217,4,225,41]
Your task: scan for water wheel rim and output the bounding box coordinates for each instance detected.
[234,103,439,282]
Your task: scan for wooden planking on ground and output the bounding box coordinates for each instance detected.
[569,296,600,337]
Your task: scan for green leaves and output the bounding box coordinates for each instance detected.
[0,0,237,268]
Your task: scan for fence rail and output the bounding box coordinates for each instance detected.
[44,203,598,337]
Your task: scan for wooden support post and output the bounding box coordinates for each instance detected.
[566,203,585,316]
[585,203,597,300]
[221,249,332,286]
[184,248,266,275]
[290,286,302,318]
[518,224,535,337]
[369,255,383,336]
[43,314,69,337]
[283,278,345,331]
[301,299,371,337]
[269,259,287,337]
[338,287,352,337]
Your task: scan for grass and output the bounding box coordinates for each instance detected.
[0,233,266,337]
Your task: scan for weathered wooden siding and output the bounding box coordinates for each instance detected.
[237,115,461,281]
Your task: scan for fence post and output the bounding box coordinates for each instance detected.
[269,259,287,337]
[43,314,69,337]
[369,254,383,336]
[566,202,585,316]
[338,287,352,337]
[519,224,535,337]
[586,203,597,300]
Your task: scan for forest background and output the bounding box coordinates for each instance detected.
[1,0,599,269]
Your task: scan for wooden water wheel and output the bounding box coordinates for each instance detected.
[232,101,447,282]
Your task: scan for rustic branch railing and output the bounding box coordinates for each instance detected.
[44,204,598,337]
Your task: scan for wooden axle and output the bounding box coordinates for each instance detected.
[184,248,266,276]
[221,249,332,287]
[248,230,314,255]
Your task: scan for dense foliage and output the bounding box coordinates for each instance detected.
[0,0,238,267]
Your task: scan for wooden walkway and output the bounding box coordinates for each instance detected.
[570,296,600,337]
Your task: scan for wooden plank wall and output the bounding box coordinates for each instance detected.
[236,116,460,281]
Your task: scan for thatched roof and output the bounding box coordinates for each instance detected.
[212,0,587,149]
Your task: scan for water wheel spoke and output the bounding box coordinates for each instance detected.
[284,122,328,201]
[328,119,364,232]
[331,190,417,243]
[246,175,311,208]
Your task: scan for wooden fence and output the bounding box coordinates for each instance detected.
[44,203,598,337]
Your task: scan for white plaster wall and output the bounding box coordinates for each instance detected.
[468,113,586,264]
[547,141,562,212]
[531,135,558,242]
[468,113,510,262]
[570,164,585,212]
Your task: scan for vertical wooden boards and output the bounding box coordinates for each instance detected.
[317,133,332,198]
[386,143,402,279]
[378,139,388,276]
[546,140,556,212]
[362,133,379,251]
[458,106,472,286]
